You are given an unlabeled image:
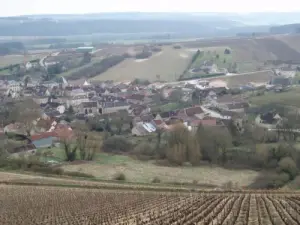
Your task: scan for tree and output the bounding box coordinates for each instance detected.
[169,89,183,102]
[13,100,41,136]
[102,136,132,153]
[23,76,31,88]
[67,106,74,114]
[224,49,231,54]
[81,52,92,64]
[187,136,201,166]
[278,157,298,180]
[62,138,77,162]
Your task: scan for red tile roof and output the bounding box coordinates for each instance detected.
[153,120,163,126]
[185,107,203,117]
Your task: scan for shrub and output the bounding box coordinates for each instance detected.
[152,177,161,183]
[278,157,298,180]
[114,172,126,181]
[133,143,155,157]
[102,136,132,153]
[266,172,290,189]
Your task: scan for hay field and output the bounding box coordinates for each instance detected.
[61,160,259,186]
[0,52,49,67]
[223,71,274,88]
[92,46,193,82]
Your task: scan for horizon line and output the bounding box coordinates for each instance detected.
[2,11,300,18]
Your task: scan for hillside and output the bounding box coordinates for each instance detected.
[92,46,193,82]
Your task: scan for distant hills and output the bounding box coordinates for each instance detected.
[270,23,300,34]
[0,12,300,37]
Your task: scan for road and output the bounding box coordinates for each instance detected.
[39,51,60,69]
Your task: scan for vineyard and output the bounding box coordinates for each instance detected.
[1,185,300,225]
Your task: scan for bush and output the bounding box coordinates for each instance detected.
[152,177,161,183]
[133,143,155,157]
[278,157,298,180]
[114,172,126,181]
[102,136,132,153]
[266,172,290,188]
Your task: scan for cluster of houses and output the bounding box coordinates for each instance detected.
[0,74,258,155]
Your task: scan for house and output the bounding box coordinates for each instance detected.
[41,81,59,89]
[271,77,293,86]
[126,94,145,105]
[219,102,250,113]
[176,106,205,121]
[132,122,156,136]
[78,101,100,115]
[201,61,218,73]
[100,101,131,114]
[30,132,56,148]
[67,93,89,107]
[260,112,282,125]
[274,67,296,77]
[129,104,151,116]
[7,80,22,92]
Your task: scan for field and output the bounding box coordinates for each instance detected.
[61,155,259,186]
[1,185,300,225]
[249,87,300,107]
[92,46,193,82]
[222,71,274,88]
[0,51,49,68]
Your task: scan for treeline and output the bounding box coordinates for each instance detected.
[179,50,201,80]
[135,51,152,59]
[0,42,25,55]
[270,23,300,34]
[67,54,128,80]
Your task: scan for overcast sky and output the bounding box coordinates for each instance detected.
[2,0,300,16]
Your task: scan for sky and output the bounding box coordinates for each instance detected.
[2,0,300,16]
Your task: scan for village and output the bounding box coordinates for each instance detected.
[0,63,297,158]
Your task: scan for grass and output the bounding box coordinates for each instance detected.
[249,87,300,107]
[151,102,188,112]
[193,46,233,69]
[0,52,47,68]
[91,46,193,82]
[224,71,273,88]
[0,69,11,76]
[61,157,259,185]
